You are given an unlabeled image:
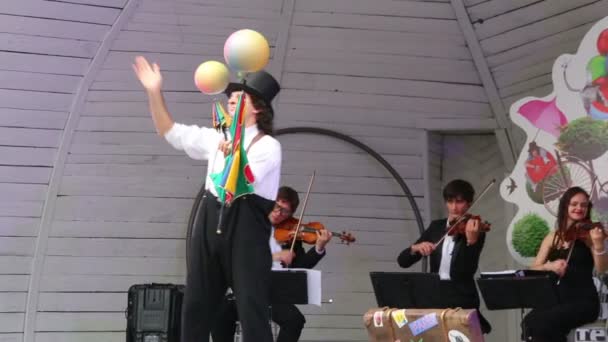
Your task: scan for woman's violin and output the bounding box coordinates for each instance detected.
[563,220,606,242]
[274,216,356,245]
[447,214,492,236]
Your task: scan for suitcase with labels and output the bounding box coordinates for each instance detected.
[363,307,397,342]
[126,283,185,342]
[364,307,484,342]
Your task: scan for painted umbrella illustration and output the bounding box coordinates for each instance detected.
[518,97,568,138]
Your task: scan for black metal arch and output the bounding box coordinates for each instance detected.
[186,126,427,272]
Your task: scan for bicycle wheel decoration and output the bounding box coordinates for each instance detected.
[501,17,608,265]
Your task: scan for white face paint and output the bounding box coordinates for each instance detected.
[448,330,471,342]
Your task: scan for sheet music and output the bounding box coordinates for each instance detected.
[273,268,322,306]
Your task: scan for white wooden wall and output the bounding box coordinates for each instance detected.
[1,0,601,341]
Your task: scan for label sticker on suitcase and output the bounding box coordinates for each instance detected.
[373,310,384,327]
[448,330,470,342]
[408,313,439,336]
[391,309,408,328]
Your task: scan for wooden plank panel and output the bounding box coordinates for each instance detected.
[139,0,279,19]
[38,293,124,312]
[486,23,592,68]
[278,89,491,117]
[129,12,277,33]
[0,184,47,201]
[0,333,22,342]
[1,107,67,129]
[284,58,480,84]
[498,74,551,98]
[62,163,203,178]
[281,72,488,102]
[58,176,202,198]
[0,147,56,167]
[56,0,127,7]
[54,197,193,223]
[81,101,209,117]
[35,312,123,331]
[0,217,39,237]
[292,12,460,34]
[0,293,26,312]
[0,52,89,76]
[468,0,539,22]
[40,274,184,292]
[0,237,35,256]
[43,256,185,276]
[0,275,29,291]
[0,166,51,184]
[46,238,185,258]
[294,0,455,19]
[36,332,122,342]
[173,0,282,10]
[1,0,120,25]
[479,1,608,55]
[474,0,598,40]
[0,127,61,148]
[50,221,185,239]
[0,71,81,94]
[0,313,24,332]
[0,14,108,41]
[0,89,72,112]
[100,51,217,72]
[65,154,204,166]
[494,58,553,88]
[288,36,472,60]
[0,201,43,218]
[0,257,31,274]
[1,33,99,58]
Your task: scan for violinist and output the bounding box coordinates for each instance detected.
[212,186,332,342]
[523,187,608,342]
[397,179,492,334]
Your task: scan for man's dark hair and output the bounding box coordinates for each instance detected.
[277,186,299,212]
[249,93,274,135]
[442,179,475,203]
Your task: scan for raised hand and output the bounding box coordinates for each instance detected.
[132,56,163,92]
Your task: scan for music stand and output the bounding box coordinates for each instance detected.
[270,270,308,305]
[370,272,441,308]
[477,270,560,341]
[477,270,559,310]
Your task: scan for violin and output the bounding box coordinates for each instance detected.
[563,220,606,242]
[447,214,491,236]
[274,217,356,245]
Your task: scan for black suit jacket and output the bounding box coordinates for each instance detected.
[397,219,486,307]
[280,240,325,269]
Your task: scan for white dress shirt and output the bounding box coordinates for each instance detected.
[269,227,284,269]
[164,123,281,201]
[438,221,455,280]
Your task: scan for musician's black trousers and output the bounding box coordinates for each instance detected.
[212,296,306,342]
[181,192,274,342]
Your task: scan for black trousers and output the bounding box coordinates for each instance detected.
[181,192,275,342]
[522,299,599,342]
[212,295,306,342]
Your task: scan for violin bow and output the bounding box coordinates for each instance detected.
[289,170,316,253]
[433,179,496,249]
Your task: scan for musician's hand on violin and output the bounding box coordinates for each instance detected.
[218,139,231,155]
[411,242,435,256]
[546,259,568,277]
[465,218,480,245]
[315,228,332,252]
[589,226,605,249]
[273,250,295,266]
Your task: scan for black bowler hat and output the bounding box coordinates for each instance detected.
[224,70,281,113]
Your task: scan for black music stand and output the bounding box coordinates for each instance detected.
[477,270,560,341]
[370,272,441,308]
[477,270,559,310]
[270,270,308,305]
